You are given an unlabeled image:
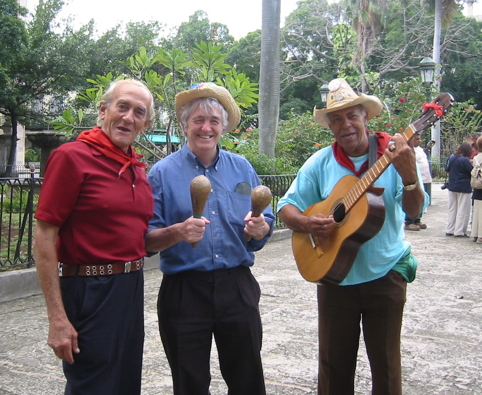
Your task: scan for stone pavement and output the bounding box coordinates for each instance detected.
[1,182,482,394]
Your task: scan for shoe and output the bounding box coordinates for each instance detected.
[445,233,454,236]
[477,238,482,244]
[454,234,469,238]
[417,223,427,229]
[405,224,420,231]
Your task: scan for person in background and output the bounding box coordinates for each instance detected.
[277,78,427,395]
[445,142,473,237]
[146,82,274,395]
[405,133,432,231]
[470,136,482,243]
[470,132,481,158]
[34,79,154,395]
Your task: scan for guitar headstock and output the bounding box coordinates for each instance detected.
[412,93,454,134]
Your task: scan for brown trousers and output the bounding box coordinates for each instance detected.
[317,270,407,395]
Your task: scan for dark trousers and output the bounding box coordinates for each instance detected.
[317,271,407,395]
[60,271,144,395]
[157,266,266,395]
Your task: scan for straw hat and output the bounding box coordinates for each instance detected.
[314,78,383,129]
[175,82,241,134]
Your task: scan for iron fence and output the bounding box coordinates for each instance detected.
[0,169,41,269]
[259,174,296,229]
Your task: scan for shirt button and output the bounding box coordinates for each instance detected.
[206,169,210,172]
[215,254,219,258]
[211,211,216,214]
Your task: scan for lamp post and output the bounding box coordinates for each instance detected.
[419,56,436,205]
[319,83,329,108]
[419,56,436,102]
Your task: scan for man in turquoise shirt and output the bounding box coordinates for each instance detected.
[278,78,428,395]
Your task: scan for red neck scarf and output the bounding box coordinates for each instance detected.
[77,126,147,177]
[332,131,392,177]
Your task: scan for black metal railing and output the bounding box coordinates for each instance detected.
[259,174,296,229]
[0,169,42,269]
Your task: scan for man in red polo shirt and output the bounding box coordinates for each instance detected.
[34,79,154,395]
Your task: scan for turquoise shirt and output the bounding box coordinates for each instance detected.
[277,146,428,286]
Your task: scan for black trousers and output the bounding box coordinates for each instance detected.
[61,271,144,395]
[157,266,266,395]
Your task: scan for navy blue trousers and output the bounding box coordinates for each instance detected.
[60,271,144,395]
[157,266,266,395]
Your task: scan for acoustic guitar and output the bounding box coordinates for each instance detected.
[292,93,454,284]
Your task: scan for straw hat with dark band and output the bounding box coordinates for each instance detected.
[175,82,241,133]
[313,78,383,129]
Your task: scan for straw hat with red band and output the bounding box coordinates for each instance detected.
[175,82,241,134]
[313,78,383,129]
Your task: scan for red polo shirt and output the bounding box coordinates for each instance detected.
[35,139,153,265]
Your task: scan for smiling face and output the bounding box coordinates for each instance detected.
[98,83,152,153]
[185,103,225,167]
[327,105,369,157]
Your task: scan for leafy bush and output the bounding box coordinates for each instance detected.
[230,111,333,175]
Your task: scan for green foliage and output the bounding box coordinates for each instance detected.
[24,148,40,162]
[442,102,482,156]
[231,111,333,174]
[1,189,37,213]
[192,41,230,81]
[50,109,84,135]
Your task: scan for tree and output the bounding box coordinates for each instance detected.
[344,0,389,92]
[0,0,92,175]
[259,0,281,160]
[173,11,234,52]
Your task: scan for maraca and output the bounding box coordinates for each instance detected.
[190,175,212,247]
[245,185,272,241]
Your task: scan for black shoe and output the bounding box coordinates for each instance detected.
[454,234,469,238]
[445,233,454,236]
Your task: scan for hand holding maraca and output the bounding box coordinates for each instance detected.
[190,175,212,247]
[244,185,272,241]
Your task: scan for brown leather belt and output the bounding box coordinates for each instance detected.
[58,258,144,277]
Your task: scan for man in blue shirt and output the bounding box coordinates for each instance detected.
[146,82,274,395]
[278,78,427,395]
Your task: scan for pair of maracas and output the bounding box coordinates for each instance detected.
[190,175,272,247]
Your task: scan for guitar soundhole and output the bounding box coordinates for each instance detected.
[333,203,346,223]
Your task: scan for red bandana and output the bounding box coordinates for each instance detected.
[332,131,391,177]
[77,126,147,177]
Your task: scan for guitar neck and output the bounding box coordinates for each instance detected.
[342,125,417,213]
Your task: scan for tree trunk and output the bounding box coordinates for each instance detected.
[259,0,281,160]
[6,110,18,177]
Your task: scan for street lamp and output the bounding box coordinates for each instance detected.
[419,56,436,102]
[319,83,330,108]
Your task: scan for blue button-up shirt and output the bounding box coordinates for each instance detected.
[148,144,275,274]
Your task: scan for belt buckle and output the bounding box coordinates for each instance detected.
[124,261,132,273]
[58,262,63,277]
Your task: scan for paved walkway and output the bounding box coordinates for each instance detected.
[1,183,481,394]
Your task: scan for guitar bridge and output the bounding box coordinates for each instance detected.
[309,234,324,258]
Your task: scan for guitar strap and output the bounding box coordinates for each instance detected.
[368,133,377,168]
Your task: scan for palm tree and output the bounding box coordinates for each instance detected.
[259,0,281,160]
[345,0,389,93]
[429,0,459,160]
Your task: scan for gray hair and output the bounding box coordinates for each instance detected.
[97,79,155,126]
[178,97,229,134]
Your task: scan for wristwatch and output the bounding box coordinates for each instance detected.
[403,181,418,191]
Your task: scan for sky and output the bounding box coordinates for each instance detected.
[25,0,302,40]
